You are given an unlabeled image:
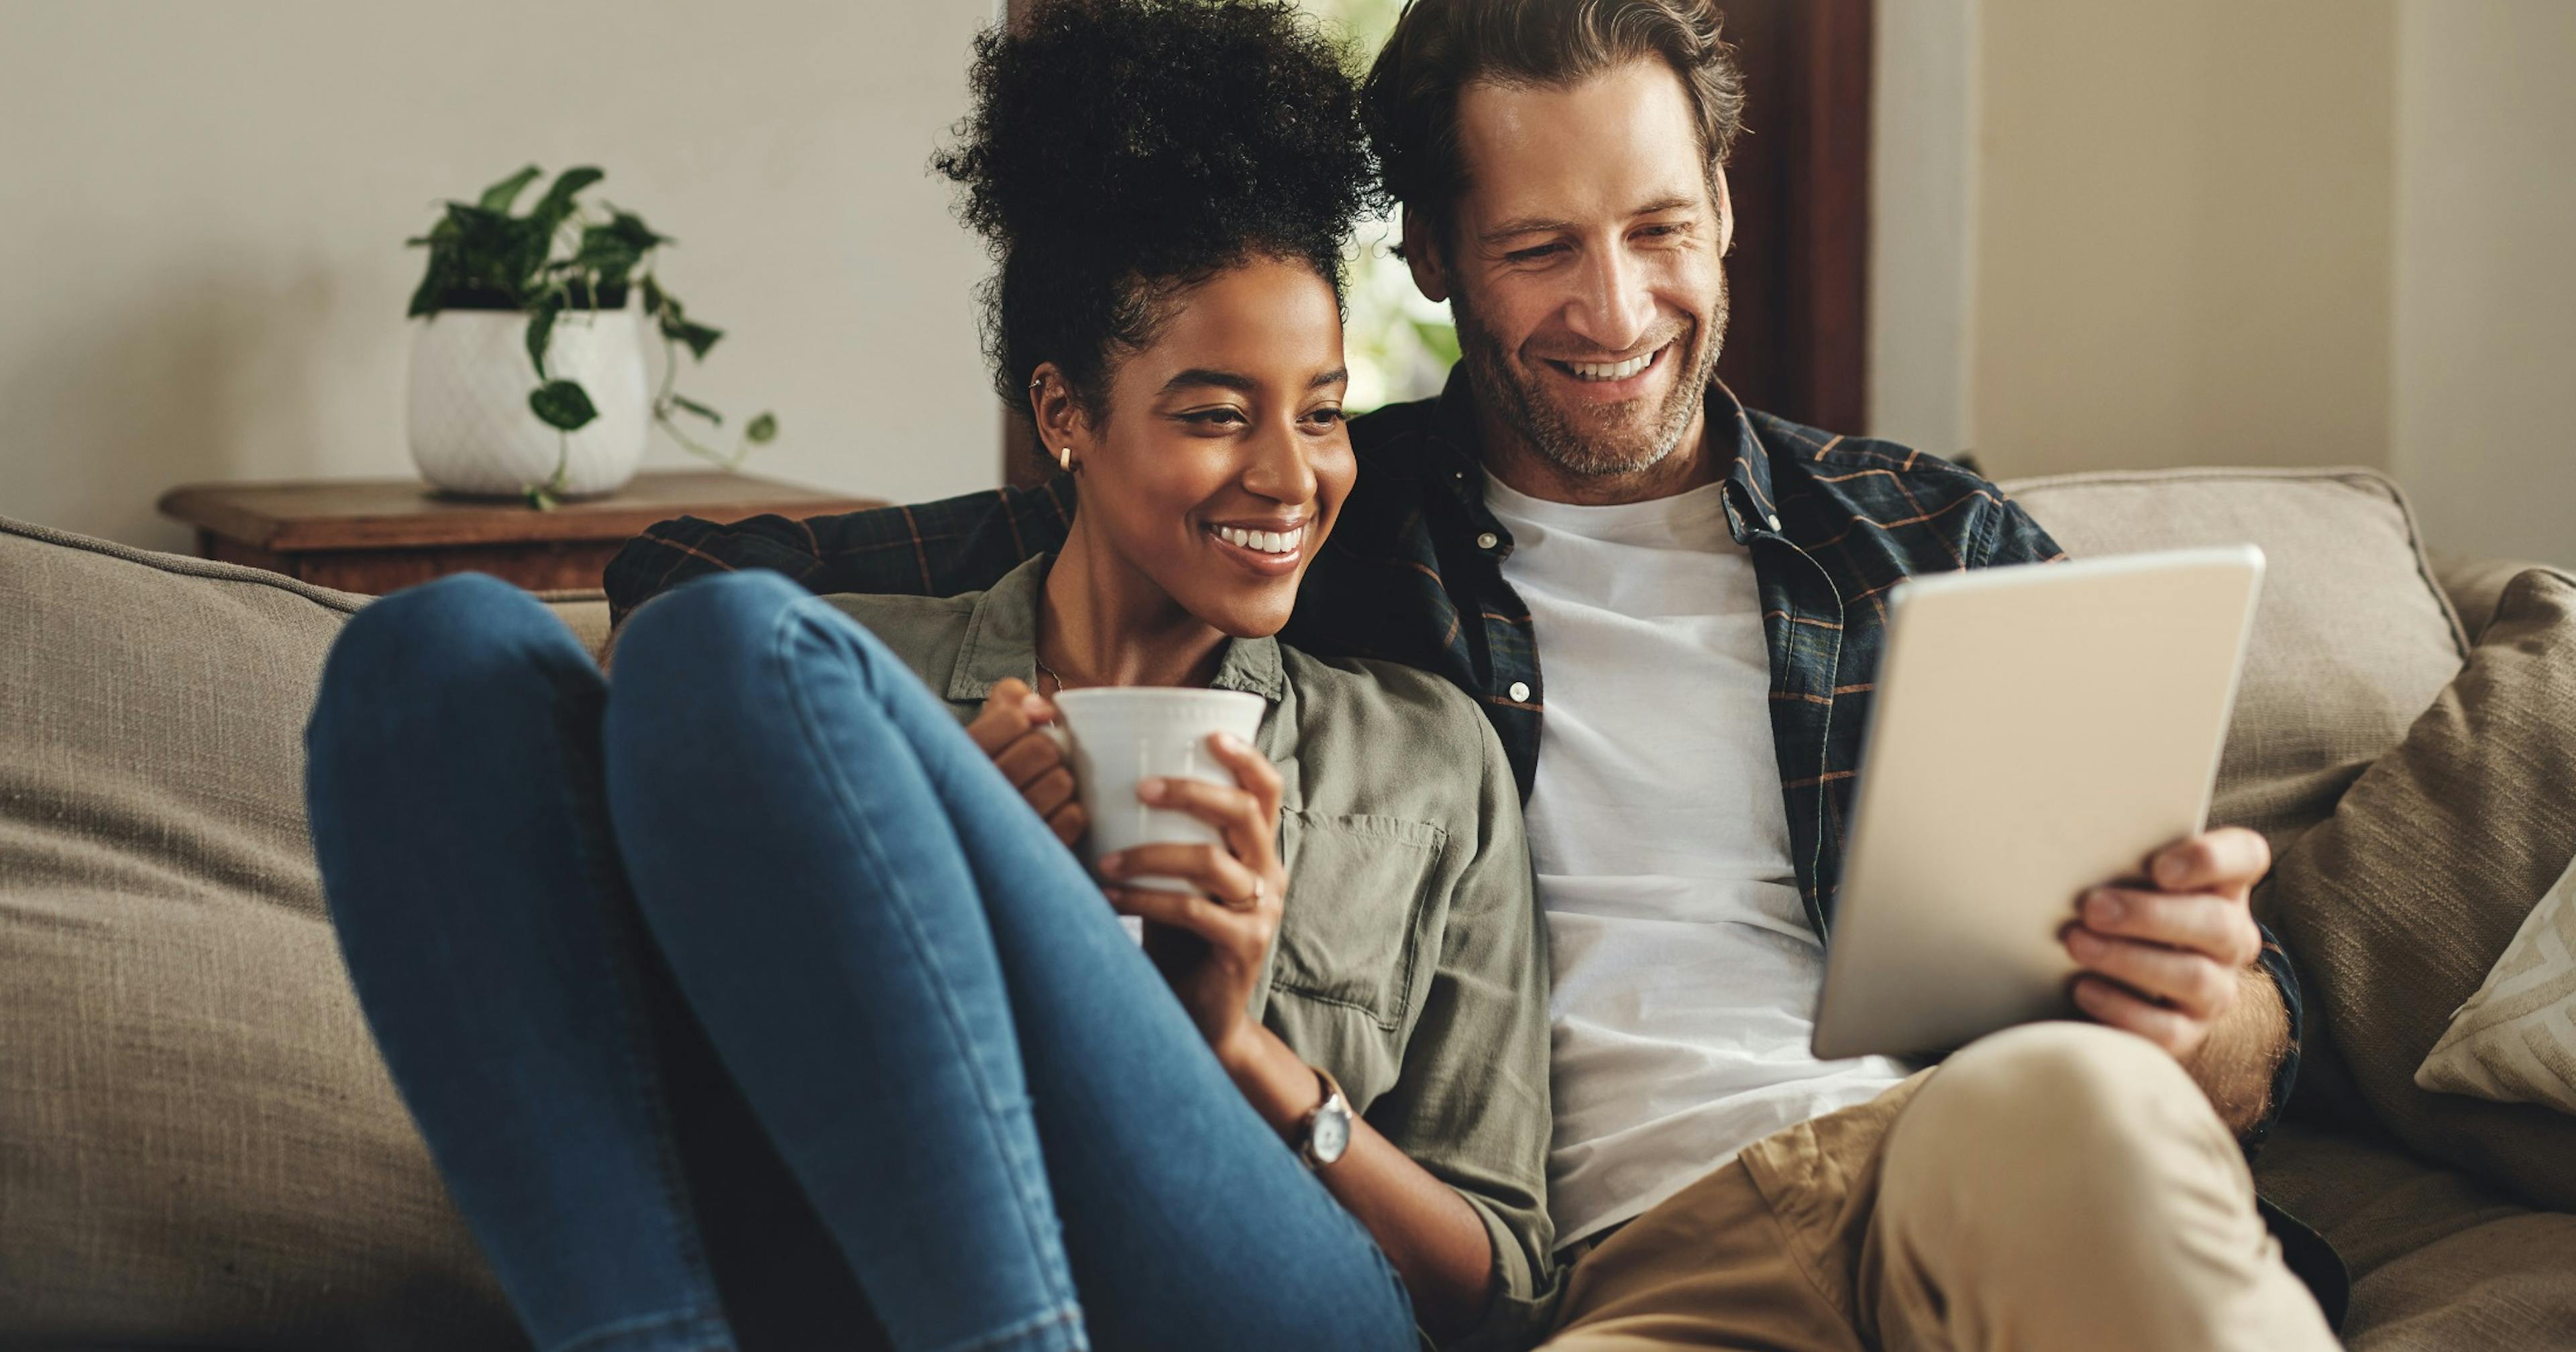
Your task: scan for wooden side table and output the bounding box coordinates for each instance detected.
[158,471,885,595]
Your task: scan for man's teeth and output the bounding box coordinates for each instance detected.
[1566,349,1658,382]
[1215,525,1303,554]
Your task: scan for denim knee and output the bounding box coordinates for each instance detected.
[610,569,904,710]
[309,566,590,741]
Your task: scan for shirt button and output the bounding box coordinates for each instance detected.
[1507,681,1532,702]
[1477,532,1501,551]
[1766,514,1783,531]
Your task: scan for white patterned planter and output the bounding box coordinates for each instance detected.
[407,301,651,498]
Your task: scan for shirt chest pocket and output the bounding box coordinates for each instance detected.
[1271,811,1446,1031]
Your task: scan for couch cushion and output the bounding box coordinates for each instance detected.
[2259,569,2576,1215]
[2256,1123,2576,1351]
[0,516,523,1348]
[2001,468,2468,865]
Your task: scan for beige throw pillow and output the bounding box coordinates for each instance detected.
[2418,853,2576,1114]
[2263,568,2576,1212]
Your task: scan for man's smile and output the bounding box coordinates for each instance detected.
[1537,338,1676,401]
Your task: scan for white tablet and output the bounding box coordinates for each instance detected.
[1809,545,2265,1061]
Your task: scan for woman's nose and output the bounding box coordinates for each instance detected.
[1242,418,1319,505]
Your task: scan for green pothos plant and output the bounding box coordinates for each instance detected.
[407,164,776,507]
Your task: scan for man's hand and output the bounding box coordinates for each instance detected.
[965,677,1085,846]
[2063,826,2270,1062]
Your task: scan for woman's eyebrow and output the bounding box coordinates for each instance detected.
[1158,367,1349,396]
[1157,368,1258,396]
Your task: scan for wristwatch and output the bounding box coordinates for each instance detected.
[1295,1066,1354,1170]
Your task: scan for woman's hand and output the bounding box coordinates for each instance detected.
[1097,731,1289,1069]
[965,677,1085,846]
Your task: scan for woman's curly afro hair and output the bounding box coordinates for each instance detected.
[934,0,1377,427]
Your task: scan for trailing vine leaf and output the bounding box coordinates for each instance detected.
[641,274,665,317]
[525,295,561,378]
[602,210,664,251]
[745,412,777,443]
[570,223,645,284]
[669,321,723,361]
[478,164,543,213]
[406,256,453,318]
[671,394,722,425]
[528,380,598,431]
[528,166,604,234]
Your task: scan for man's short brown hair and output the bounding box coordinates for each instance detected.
[1362,0,1746,240]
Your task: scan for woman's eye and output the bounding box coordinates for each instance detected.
[1301,407,1344,430]
[1182,408,1247,427]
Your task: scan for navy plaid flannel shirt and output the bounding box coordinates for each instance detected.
[604,374,2304,1147]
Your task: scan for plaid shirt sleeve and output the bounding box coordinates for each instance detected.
[1985,487,2303,1149]
[602,478,1077,628]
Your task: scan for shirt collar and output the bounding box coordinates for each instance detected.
[1706,382,1784,545]
[947,553,1286,705]
[1420,365,1784,545]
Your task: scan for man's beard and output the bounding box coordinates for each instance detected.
[1451,274,1725,481]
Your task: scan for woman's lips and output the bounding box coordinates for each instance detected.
[1204,520,1309,576]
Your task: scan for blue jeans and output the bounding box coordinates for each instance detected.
[306,571,1415,1352]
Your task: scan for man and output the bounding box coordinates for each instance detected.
[605,3,2339,1347]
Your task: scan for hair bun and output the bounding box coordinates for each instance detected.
[937,0,1374,276]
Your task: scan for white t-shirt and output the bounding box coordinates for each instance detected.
[1484,473,1909,1247]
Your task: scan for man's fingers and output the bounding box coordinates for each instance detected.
[2150,826,2271,895]
[2072,975,2196,1055]
[1045,801,1086,848]
[2079,888,2263,968]
[2065,928,2238,1021]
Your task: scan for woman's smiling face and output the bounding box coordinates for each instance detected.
[1056,254,1354,638]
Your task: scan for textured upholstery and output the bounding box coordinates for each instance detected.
[0,516,525,1347]
[2264,571,2576,1212]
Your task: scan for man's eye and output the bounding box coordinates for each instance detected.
[1506,243,1562,264]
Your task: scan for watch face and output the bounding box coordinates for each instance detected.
[1310,1097,1353,1165]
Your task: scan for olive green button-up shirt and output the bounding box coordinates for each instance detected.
[823,555,1557,1349]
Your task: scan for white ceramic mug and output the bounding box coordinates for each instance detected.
[1049,687,1266,942]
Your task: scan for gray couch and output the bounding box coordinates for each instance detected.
[3,466,2570,1349]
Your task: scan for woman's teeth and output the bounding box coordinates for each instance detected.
[1566,348,1658,382]
[1214,524,1303,555]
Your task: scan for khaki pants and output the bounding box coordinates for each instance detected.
[1543,1023,2338,1352]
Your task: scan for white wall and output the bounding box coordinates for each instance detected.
[1872,0,2574,568]
[1965,0,2398,481]
[2391,0,2576,567]
[0,0,1000,554]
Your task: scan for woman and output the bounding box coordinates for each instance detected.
[304,3,1552,1351]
